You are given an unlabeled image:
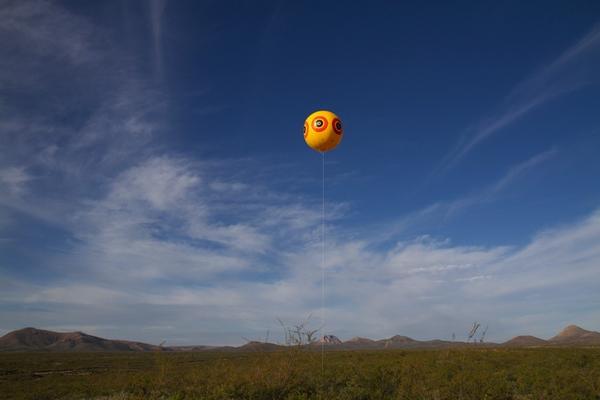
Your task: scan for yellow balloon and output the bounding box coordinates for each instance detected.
[304,110,343,153]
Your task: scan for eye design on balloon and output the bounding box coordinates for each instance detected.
[312,116,328,132]
[332,118,342,135]
[303,110,343,152]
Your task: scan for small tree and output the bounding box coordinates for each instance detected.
[479,325,488,343]
[277,315,321,347]
[467,322,480,343]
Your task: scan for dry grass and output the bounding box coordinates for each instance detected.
[1,347,600,399]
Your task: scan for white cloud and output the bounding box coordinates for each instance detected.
[0,0,97,65]
[0,0,169,226]
[107,157,200,210]
[465,210,600,297]
[1,1,600,346]
[0,166,31,196]
[4,207,600,344]
[4,138,593,344]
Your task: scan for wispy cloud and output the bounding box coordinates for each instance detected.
[0,143,587,345]
[439,24,600,171]
[1,1,599,346]
[0,166,31,196]
[4,207,600,344]
[0,0,168,224]
[149,0,168,79]
[489,147,557,192]
[382,148,557,239]
[445,147,558,217]
[0,0,97,65]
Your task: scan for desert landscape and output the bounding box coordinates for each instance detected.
[2,324,600,352]
[2,325,600,399]
[2,0,600,398]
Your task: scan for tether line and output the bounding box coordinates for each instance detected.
[321,151,325,375]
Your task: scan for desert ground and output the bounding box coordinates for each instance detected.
[2,347,600,399]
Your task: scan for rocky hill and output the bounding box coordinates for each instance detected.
[3,324,599,352]
[0,327,161,352]
[237,341,285,352]
[319,335,342,345]
[549,325,600,345]
[503,335,547,347]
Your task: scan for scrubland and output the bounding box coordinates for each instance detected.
[2,347,600,399]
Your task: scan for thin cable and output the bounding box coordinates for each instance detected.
[321,151,325,375]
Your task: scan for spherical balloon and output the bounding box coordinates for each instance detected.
[304,110,343,153]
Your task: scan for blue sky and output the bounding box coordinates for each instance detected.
[1,0,600,345]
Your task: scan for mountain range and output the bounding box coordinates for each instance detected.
[1,325,600,352]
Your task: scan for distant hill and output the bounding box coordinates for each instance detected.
[502,325,600,347]
[346,336,375,345]
[0,327,161,352]
[503,335,547,347]
[549,325,600,345]
[377,335,463,349]
[2,324,599,352]
[168,345,216,351]
[340,337,380,349]
[237,341,285,352]
[320,335,342,345]
[379,335,416,348]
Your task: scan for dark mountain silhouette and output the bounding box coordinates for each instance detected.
[0,327,161,352]
[168,345,216,351]
[340,337,380,349]
[346,336,375,345]
[503,335,547,347]
[2,324,599,352]
[380,335,416,345]
[238,341,285,352]
[377,335,462,349]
